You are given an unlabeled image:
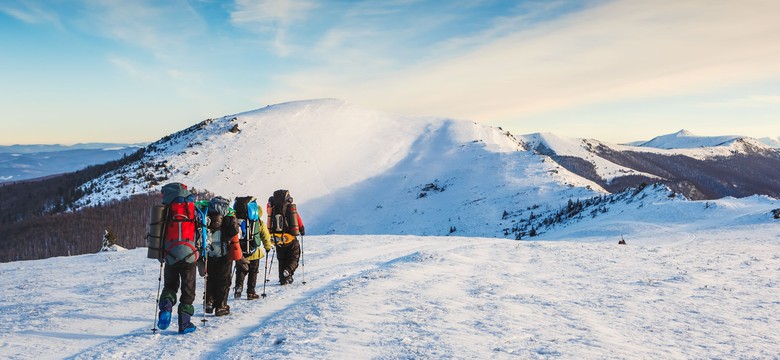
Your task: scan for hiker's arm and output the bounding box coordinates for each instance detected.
[258,221,273,251]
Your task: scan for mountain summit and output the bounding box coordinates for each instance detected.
[79,99,597,237]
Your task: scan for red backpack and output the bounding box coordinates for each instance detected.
[161,183,198,265]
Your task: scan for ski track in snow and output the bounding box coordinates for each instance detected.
[2,227,779,359]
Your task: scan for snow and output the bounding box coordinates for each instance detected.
[520,130,776,184]
[635,129,744,149]
[758,136,780,148]
[1,209,778,358]
[521,132,659,183]
[2,100,780,358]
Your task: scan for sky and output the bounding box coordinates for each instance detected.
[1,0,779,146]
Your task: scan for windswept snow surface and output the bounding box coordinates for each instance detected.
[1,218,778,359]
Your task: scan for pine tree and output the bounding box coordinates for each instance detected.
[100,229,117,252]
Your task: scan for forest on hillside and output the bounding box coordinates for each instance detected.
[0,147,217,262]
[0,194,158,262]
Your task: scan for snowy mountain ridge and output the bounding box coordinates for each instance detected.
[521,129,780,200]
[69,99,780,239]
[632,129,740,149]
[78,99,602,238]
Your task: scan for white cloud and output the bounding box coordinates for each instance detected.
[83,1,205,59]
[265,0,780,124]
[0,1,60,26]
[230,0,317,56]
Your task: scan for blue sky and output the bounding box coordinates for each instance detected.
[1,0,778,145]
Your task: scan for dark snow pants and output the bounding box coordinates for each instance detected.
[161,261,197,306]
[234,258,260,294]
[276,239,300,282]
[206,255,233,309]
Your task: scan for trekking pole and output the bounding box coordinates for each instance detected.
[261,249,270,298]
[266,247,276,282]
[196,203,209,324]
[201,255,209,324]
[299,235,305,285]
[151,261,163,333]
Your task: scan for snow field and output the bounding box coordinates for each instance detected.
[1,225,778,359]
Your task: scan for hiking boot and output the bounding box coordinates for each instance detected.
[179,322,197,334]
[157,300,173,330]
[215,306,230,317]
[234,290,241,300]
[205,304,213,314]
[247,293,260,300]
[178,311,196,334]
[157,310,171,330]
[234,285,243,300]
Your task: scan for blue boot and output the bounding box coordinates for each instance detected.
[157,299,173,330]
[178,304,197,334]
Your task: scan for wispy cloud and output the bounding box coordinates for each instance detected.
[229,0,317,56]
[263,0,780,124]
[0,0,61,26]
[83,1,206,60]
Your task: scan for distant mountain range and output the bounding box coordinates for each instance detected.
[0,143,145,183]
[526,131,780,200]
[626,129,780,149]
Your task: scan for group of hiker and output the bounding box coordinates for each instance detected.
[147,183,305,334]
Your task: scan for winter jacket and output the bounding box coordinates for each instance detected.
[246,220,272,261]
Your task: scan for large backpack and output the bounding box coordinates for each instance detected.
[160,182,198,266]
[234,196,260,256]
[268,189,299,236]
[206,196,231,257]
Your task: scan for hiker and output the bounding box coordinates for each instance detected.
[267,189,306,285]
[204,196,242,316]
[155,182,199,334]
[233,196,273,300]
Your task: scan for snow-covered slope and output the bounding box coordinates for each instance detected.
[521,132,660,182]
[633,129,742,149]
[759,136,780,148]
[516,129,780,202]
[1,198,778,359]
[626,129,776,157]
[79,99,601,238]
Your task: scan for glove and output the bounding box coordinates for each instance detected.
[300,225,305,236]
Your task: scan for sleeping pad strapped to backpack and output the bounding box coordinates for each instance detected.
[147,182,198,265]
